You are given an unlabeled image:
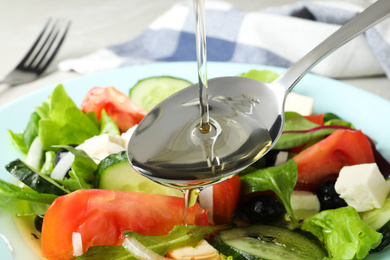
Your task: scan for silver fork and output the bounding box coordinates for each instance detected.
[0,18,71,85]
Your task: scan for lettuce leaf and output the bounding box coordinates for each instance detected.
[240,159,298,226]
[38,84,100,151]
[302,206,382,259]
[100,109,120,136]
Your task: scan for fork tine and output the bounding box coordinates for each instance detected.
[16,18,54,69]
[0,18,71,85]
[37,20,71,75]
[16,18,71,75]
[26,19,59,69]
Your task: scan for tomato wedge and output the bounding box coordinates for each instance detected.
[80,86,147,132]
[42,189,208,260]
[293,129,375,191]
[212,175,241,225]
[304,114,324,125]
[199,175,241,225]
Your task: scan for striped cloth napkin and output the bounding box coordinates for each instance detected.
[58,0,390,79]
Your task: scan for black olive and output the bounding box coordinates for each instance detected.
[317,179,347,210]
[34,215,44,232]
[240,195,286,224]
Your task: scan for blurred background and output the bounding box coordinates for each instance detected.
[0,0,388,106]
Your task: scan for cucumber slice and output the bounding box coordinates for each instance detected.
[210,225,326,260]
[95,151,182,197]
[129,76,192,111]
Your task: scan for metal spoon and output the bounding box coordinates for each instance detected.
[128,0,390,186]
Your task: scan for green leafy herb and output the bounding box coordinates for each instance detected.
[72,246,133,260]
[58,171,92,191]
[302,206,382,259]
[73,225,227,259]
[0,179,57,215]
[273,112,334,150]
[240,159,298,226]
[125,225,225,255]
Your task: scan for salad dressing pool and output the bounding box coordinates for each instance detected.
[13,215,44,259]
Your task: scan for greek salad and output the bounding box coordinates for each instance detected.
[1,68,390,260]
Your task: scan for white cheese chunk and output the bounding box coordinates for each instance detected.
[121,125,138,148]
[51,133,127,180]
[166,240,221,260]
[291,191,320,211]
[290,191,320,220]
[274,151,289,166]
[335,163,390,212]
[284,92,314,116]
[78,134,126,163]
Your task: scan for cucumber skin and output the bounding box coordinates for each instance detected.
[209,225,326,260]
[211,236,261,260]
[94,151,182,197]
[129,76,192,111]
[5,159,67,196]
[373,221,390,252]
[94,151,128,188]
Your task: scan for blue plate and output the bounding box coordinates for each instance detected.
[0,62,389,259]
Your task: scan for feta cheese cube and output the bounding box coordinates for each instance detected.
[121,125,138,147]
[291,191,320,211]
[284,92,314,116]
[274,151,289,166]
[335,163,390,212]
[79,134,125,163]
[166,240,221,260]
[290,191,320,220]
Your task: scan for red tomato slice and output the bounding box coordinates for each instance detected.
[212,175,241,225]
[80,86,147,133]
[293,129,375,191]
[41,189,208,260]
[304,114,324,125]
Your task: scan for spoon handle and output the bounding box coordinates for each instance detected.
[276,0,390,93]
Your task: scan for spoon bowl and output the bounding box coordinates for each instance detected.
[128,0,390,186]
[128,76,275,187]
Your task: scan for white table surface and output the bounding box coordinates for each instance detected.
[0,0,389,108]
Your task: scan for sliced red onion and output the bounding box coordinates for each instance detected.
[72,232,83,257]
